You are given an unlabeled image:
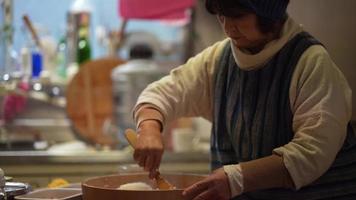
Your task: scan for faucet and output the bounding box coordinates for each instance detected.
[0,168,6,200]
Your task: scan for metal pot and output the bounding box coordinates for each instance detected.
[82,173,206,200]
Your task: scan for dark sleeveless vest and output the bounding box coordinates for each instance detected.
[211,32,356,199]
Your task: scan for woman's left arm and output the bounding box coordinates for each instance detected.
[273,45,352,189]
[240,45,352,192]
[183,45,352,199]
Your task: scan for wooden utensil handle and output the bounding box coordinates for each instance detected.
[124,129,138,148]
[22,14,41,48]
[124,128,175,190]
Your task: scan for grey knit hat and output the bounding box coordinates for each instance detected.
[240,0,290,20]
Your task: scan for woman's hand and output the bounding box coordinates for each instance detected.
[183,168,231,200]
[134,119,164,179]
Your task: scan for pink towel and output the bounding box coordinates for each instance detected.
[1,81,29,123]
[119,0,196,20]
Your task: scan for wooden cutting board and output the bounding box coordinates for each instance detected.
[66,57,125,147]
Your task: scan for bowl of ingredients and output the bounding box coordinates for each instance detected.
[81,173,206,200]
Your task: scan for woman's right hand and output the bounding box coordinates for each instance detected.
[134,119,164,179]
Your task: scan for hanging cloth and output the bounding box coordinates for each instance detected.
[118,0,196,20]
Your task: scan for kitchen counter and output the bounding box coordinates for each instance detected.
[0,149,210,188]
[0,149,209,164]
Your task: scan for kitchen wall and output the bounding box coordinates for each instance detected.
[288,0,356,119]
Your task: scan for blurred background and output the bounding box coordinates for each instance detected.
[0,0,355,193]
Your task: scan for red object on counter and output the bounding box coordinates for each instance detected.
[2,94,27,123]
[119,0,196,20]
[1,82,29,123]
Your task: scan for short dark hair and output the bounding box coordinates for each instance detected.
[205,0,286,34]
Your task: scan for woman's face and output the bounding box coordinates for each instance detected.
[218,13,273,51]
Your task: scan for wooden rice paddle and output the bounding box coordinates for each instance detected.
[124,129,175,190]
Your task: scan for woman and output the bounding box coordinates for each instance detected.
[131,0,356,199]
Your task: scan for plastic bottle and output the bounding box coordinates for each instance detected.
[3,45,20,79]
[77,25,91,65]
[55,36,67,81]
[67,0,92,66]
[20,46,31,79]
[31,45,43,79]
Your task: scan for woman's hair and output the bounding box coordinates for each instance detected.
[205,0,286,34]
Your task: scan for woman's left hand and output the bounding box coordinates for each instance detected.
[182,168,231,200]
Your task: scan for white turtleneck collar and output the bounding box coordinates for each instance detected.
[231,17,304,70]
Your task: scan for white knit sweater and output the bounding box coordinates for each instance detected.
[134,17,352,189]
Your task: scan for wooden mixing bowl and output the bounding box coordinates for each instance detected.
[82,173,206,200]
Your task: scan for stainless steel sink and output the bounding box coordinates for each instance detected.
[0,95,79,148]
[0,141,36,151]
[0,139,49,151]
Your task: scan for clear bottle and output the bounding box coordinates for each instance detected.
[3,45,20,80]
[20,45,31,80]
[55,36,67,81]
